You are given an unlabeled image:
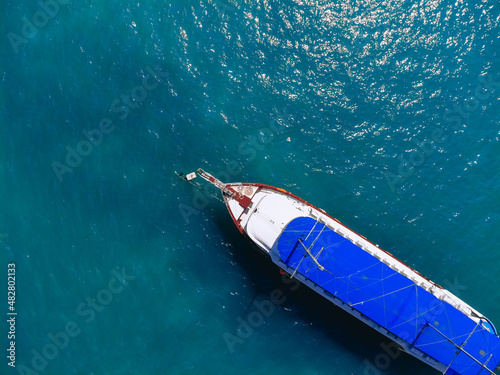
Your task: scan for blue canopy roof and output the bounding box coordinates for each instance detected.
[277,216,500,375]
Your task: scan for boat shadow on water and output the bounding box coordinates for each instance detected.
[212,213,435,375]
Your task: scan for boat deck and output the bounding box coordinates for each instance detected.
[275,216,500,375]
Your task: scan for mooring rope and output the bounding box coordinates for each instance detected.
[177,171,225,203]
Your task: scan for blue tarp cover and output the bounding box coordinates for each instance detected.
[277,216,500,375]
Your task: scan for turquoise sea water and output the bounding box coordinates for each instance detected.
[1,1,499,374]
